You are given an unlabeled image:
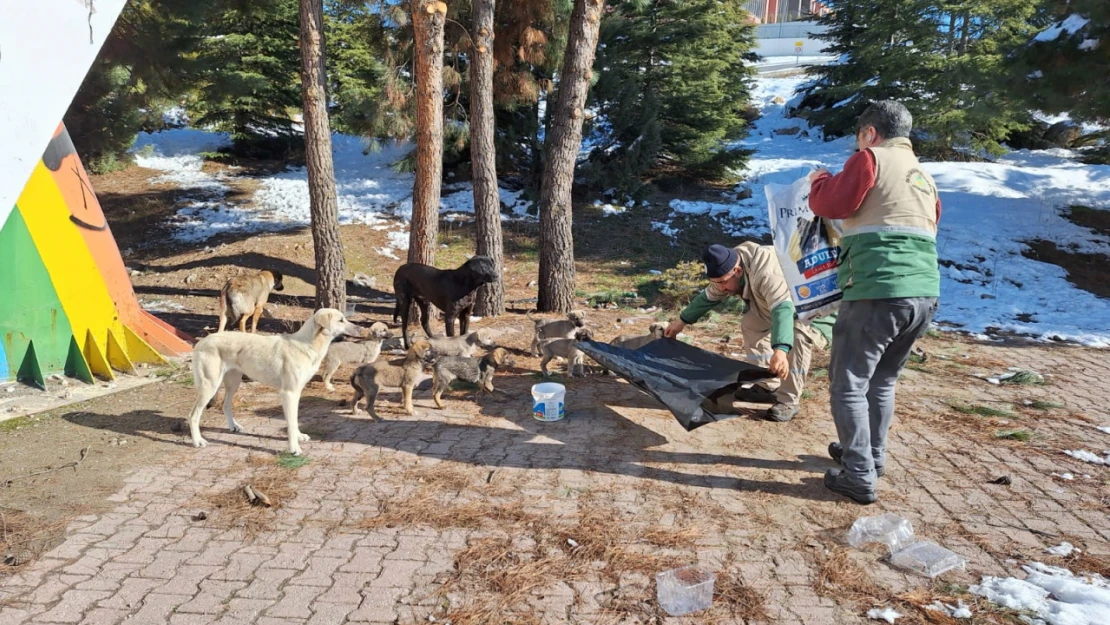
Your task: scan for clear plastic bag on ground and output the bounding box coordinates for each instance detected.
[846,513,916,554]
[656,565,715,616]
[765,174,843,321]
[888,541,966,577]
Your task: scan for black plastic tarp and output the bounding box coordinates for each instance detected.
[578,339,775,432]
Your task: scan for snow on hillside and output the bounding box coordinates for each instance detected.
[130,75,1110,346]
[724,75,1110,347]
[131,130,532,245]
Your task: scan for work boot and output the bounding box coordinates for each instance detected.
[765,402,798,422]
[823,469,877,505]
[734,385,776,404]
[828,442,885,477]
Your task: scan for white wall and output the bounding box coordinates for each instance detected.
[754,21,830,57]
[0,0,127,225]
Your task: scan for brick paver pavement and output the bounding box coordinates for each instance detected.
[1,337,1107,624]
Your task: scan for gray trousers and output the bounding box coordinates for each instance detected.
[829,297,938,490]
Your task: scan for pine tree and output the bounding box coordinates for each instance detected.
[64,0,210,172]
[1016,1,1110,126]
[587,0,758,192]
[799,0,1039,156]
[408,0,448,266]
[189,0,303,157]
[300,0,347,311]
[538,0,606,313]
[471,0,506,317]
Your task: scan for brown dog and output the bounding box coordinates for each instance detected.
[431,347,515,408]
[349,340,435,418]
[539,328,594,377]
[217,270,285,333]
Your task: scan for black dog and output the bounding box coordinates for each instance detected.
[392,256,499,349]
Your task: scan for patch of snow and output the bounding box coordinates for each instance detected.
[651,220,680,241]
[594,201,627,216]
[925,599,972,619]
[866,607,902,623]
[132,130,535,244]
[970,562,1110,625]
[1052,472,1075,480]
[734,75,1110,347]
[1079,38,1100,51]
[140,299,187,313]
[1034,14,1092,43]
[1028,70,1045,80]
[1096,426,1110,435]
[1064,449,1108,465]
[1047,542,1079,557]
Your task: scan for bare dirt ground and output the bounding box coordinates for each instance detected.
[1,165,1108,624]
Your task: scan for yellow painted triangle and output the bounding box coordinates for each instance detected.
[83,330,114,381]
[122,325,167,366]
[106,330,136,374]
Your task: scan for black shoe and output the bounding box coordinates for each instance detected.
[765,403,798,422]
[823,469,877,505]
[734,385,776,404]
[828,442,885,478]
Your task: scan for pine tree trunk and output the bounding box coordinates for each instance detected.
[409,0,447,266]
[470,0,505,316]
[537,0,605,312]
[299,0,346,311]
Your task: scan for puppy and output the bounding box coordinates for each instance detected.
[426,328,497,358]
[320,321,392,391]
[609,322,667,351]
[539,328,593,377]
[217,270,285,333]
[605,322,667,375]
[187,308,361,455]
[528,310,587,356]
[392,256,499,349]
[349,340,435,418]
[431,347,515,408]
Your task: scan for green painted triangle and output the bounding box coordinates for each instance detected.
[17,341,46,390]
[64,334,94,384]
[0,207,75,377]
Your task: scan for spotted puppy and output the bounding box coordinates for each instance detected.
[349,340,435,418]
[320,322,392,391]
[431,347,515,408]
[527,310,587,356]
[539,328,593,378]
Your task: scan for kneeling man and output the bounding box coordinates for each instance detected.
[665,243,834,421]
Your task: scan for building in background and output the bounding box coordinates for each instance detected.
[744,0,829,24]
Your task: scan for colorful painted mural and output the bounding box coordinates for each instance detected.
[0,0,192,387]
[0,125,193,387]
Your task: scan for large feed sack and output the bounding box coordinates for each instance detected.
[765,174,843,321]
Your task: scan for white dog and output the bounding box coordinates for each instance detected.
[186,308,361,455]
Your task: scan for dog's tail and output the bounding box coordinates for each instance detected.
[526,310,540,323]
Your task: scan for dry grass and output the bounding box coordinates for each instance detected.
[358,496,537,530]
[0,508,71,574]
[198,454,298,537]
[708,568,769,624]
[814,546,884,602]
[641,525,701,548]
[894,585,1031,625]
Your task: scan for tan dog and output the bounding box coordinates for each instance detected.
[539,328,593,377]
[349,340,435,418]
[217,270,285,333]
[320,322,392,391]
[528,310,587,356]
[431,347,515,408]
[187,308,361,455]
[425,328,497,358]
[609,322,667,351]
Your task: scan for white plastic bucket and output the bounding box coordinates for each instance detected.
[531,382,566,422]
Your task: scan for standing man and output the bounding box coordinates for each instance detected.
[809,101,941,504]
[664,242,834,422]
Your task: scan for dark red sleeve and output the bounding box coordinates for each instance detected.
[809,149,877,219]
